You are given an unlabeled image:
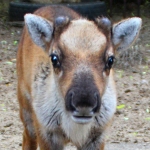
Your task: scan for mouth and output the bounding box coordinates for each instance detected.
[71,115,93,124]
[72,112,93,124]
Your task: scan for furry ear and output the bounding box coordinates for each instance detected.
[24,14,54,49]
[112,17,142,51]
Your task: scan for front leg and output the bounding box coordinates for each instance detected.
[79,140,105,150]
[37,129,65,150]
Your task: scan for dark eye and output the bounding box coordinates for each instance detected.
[50,54,61,68]
[106,56,114,69]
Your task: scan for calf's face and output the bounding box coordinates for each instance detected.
[25,14,142,125]
[57,20,111,124]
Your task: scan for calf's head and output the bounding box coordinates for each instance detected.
[25,14,141,124]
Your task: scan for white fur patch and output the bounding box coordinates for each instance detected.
[112,17,142,51]
[61,112,93,147]
[60,19,106,53]
[32,70,64,130]
[37,146,40,150]
[95,70,117,127]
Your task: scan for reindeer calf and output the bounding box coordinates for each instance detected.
[17,5,142,150]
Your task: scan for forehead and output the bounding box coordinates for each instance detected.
[59,19,107,53]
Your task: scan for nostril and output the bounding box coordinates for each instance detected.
[66,90,76,111]
[94,92,98,105]
[94,92,98,100]
[70,92,76,109]
[95,92,101,101]
[68,91,74,101]
[92,92,101,112]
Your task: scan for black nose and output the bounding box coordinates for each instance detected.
[65,89,101,114]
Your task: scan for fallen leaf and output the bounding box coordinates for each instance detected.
[5,62,13,65]
[146,108,150,113]
[124,117,129,121]
[145,117,150,121]
[117,104,125,109]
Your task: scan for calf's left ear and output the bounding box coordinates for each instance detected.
[112,17,142,51]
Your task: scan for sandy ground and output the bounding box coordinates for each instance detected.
[0,15,150,150]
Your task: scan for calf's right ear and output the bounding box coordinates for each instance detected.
[24,14,54,49]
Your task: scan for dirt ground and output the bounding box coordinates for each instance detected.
[0,14,150,150]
